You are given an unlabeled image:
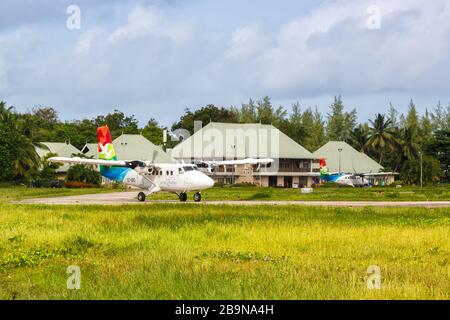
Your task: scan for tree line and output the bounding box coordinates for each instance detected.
[0,96,449,185]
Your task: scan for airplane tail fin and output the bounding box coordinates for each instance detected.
[97,125,117,161]
[319,158,330,179]
[96,125,131,182]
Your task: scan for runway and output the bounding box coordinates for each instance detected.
[18,191,450,207]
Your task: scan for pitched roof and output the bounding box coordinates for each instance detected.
[171,122,315,159]
[112,134,173,163]
[35,142,82,173]
[313,141,384,173]
[80,135,173,163]
[81,143,98,159]
[35,142,81,158]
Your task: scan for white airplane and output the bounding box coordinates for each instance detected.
[319,158,395,187]
[49,125,273,202]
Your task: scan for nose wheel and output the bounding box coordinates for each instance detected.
[137,192,146,202]
[193,192,202,202]
[179,192,187,202]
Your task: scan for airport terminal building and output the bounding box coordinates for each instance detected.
[169,122,320,188]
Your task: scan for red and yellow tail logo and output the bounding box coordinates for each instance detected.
[97,125,117,160]
[319,158,326,169]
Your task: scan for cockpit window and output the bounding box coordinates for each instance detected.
[178,168,184,174]
[183,166,194,171]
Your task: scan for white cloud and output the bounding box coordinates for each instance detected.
[109,6,163,41]
[108,6,192,44]
[225,24,268,59]
[255,0,450,96]
[75,28,102,56]
[2,0,450,125]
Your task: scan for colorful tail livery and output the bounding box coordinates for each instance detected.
[97,125,130,182]
[319,158,340,182]
[98,125,117,161]
[319,158,329,178]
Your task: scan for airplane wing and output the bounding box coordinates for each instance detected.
[361,172,398,177]
[199,158,274,167]
[48,157,148,169]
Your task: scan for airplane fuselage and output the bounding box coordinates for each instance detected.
[323,173,369,187]
[101,163,215,193]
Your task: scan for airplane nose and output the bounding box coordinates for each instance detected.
[205,176,214,188]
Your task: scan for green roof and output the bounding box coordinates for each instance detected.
[80,135,174,163]
[313,141,383,173]
[35,142,82,172]
[35,142,81,158]
[171,122,315,160]
[112,134,173,163]
[81,143,98,159]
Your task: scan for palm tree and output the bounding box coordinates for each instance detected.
[400,127,419,160]
[0,100,14,115]
[349,124,369,153]
[366,113,395,164]
[0,103,44,179]
[16,117,47,179]
[14,131,43,178]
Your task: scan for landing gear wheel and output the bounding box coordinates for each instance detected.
[137,192,146,202]
[193,192,202,202]
[179,192,187,202]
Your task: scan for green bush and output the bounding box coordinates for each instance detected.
[401,156,443,185]
[249,190,272,199]
[66,164,101,187]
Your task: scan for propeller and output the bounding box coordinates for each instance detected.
[125,160,146,169]
[151,150,158,164]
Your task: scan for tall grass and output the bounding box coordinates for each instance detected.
[0,203,448,299]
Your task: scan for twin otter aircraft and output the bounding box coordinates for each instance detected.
[49,125,273,202]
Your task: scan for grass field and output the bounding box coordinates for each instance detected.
[0,199,449,299]
[151,185,450,202]
[2,185,449,203]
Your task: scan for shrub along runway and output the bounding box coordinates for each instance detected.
[18,190,450,207]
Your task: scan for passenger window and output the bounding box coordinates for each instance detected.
[160,170,163,175]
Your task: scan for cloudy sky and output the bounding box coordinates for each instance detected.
[1,0,449,126]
